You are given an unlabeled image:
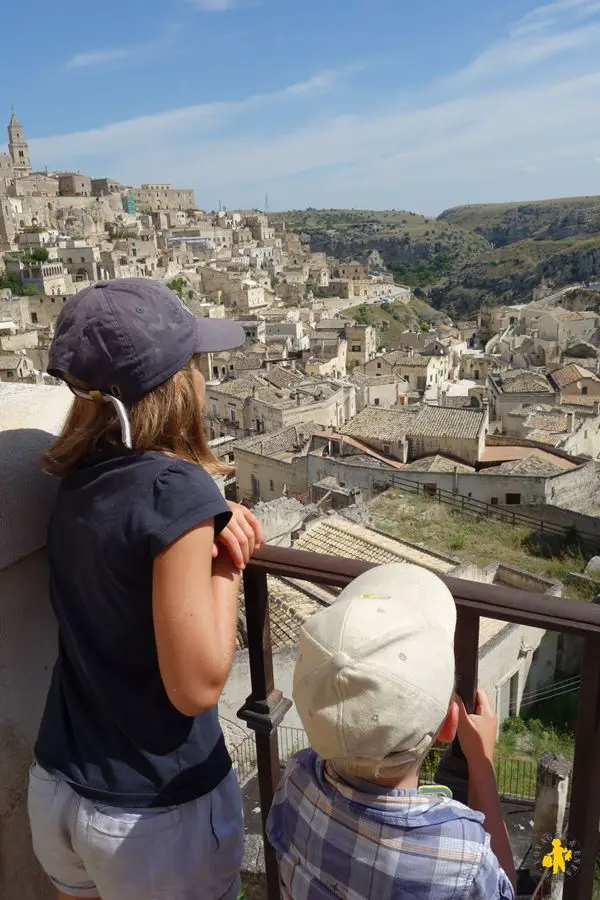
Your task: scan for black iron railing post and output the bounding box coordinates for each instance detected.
[563,635,600,900]
[237,566,292,900]
[434,608,480,804]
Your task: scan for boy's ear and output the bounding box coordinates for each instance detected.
[437,700,459,743]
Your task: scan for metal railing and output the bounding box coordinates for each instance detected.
[237,545,600,899]
[231,728,538,801]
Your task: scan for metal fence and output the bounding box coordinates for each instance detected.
[230,726,538,801]
[380,474,600,548]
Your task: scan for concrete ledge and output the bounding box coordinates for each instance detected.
[0,384,71,569]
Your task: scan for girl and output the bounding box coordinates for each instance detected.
[28,278,264,900]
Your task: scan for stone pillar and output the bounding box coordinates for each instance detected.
[532,752,571,900]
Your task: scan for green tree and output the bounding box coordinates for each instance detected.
[0,273,41,296]
[29,246,50,263]
[167,277,187,299]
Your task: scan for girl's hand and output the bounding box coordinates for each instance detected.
[213,502,264,571]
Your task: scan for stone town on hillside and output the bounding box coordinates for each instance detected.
[4,110,600,898]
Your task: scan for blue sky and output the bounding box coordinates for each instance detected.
[3,0,600,213]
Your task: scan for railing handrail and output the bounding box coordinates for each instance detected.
[250,545,600,637]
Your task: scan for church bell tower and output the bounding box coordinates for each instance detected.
[8,111,32,177]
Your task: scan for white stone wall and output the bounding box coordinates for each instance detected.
[0,383,72,899]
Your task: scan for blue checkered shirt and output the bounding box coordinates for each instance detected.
[266,749,515,899]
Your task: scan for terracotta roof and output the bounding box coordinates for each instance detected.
[340,406,420,442]
[408,406,486,440]
[499,369,553,393]
[295,516,455,574]
[237,576,325,652]
[264,365,303,389]
[482,453,567,476]
[549,363,600,389]
[383,350,431,368]
[403,455,475,473]
[559,394,599,408]
[0,355,22,369]
[351,372,400,387]
[525,431,564,447]
[523,411,568,433]
[481,445,576,469]
[235,425,309,457]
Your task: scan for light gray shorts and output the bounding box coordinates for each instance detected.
[28,761,244,900]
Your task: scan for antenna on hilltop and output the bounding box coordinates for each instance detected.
[264,191,269,214]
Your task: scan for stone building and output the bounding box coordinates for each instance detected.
[206,375,356,440]
[0,352,35,382]
[58,173,92,197]
[340,404,489,465]
[487,369,556,420]
[549,363,600,398]
[361,349,448,394]
[132,184,195,212]
[346,324,377,371]
[350,372,409,411]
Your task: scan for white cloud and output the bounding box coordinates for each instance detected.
[65,35,171,71]
[31,68,345,160]
[513,0,600,36]
[67,48,139,70]
[188,0,237,10]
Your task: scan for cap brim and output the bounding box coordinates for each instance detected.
[193,317,246,353]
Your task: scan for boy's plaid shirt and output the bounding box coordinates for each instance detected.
[266,749,514,900]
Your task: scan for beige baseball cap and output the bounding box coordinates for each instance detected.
[293,563,457,768]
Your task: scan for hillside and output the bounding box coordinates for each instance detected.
[438,196,600,247]
[429,232,600,316]
[343,297,449,347]
[276,200,600,318]
[272,209,489,287]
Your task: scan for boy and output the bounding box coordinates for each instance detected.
[266,562,516,899]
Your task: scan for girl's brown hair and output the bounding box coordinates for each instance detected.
[43,356,232,478]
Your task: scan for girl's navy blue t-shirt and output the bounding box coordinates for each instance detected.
[35,449,233,809]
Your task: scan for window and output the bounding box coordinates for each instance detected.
[505,493,521,505]
[81,257,86,263]
[377,362,382,369]
[6,370,13,378]
[31,312,38,324]
[383,444,390,454]
[269,480,274,492]
[67,257,73,264]
[374,397,380,406]
[582,386,589,395]
[490,497,498,505]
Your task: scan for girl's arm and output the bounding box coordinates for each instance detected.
[152,519,241,716]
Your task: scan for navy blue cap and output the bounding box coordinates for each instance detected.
[48,278,245,402]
